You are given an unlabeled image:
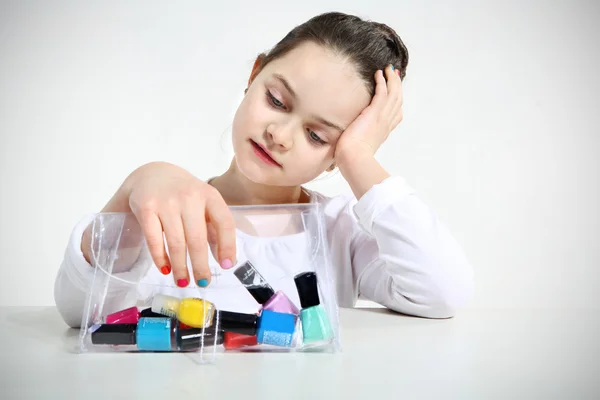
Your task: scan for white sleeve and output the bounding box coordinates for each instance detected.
[350,176,474,318]
[53,215,154,328]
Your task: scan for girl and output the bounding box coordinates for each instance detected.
[54,11,474,328]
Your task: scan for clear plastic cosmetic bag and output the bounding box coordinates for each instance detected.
[78,203,341,363]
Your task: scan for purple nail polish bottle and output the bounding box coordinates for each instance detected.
[263,291,299,315]
[233,261,300,316]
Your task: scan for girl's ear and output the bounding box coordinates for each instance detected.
[247,53,267,89]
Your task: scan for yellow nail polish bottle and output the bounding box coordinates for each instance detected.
[177,298,216,328]
[151,294,181,318]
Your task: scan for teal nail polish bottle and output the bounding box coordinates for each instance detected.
[294,272,333,344]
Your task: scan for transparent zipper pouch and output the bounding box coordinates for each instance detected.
[78,203,341,363]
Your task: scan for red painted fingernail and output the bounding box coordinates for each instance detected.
[396,69,401,76]
[160,265,171,275]
[177,278,188,287]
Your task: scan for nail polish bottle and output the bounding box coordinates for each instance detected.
[141,307,194,328]
[176,326,224,351]
[91,318,221,352]
[105,306,140,324]
[223,332,258,350]
[294,271,333,344]
[215,310,259,336]
[140,307,166,318]
[234,261,300,316]
[151,294,181,318]
[256,309,296,347]
[177,321,194,330]
[136,317,177,351]
[177,298,216,329]
[91,323,137,346]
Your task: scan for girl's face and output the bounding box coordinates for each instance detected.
[231,41,372,186]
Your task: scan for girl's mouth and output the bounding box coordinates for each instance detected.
[250,140,282,167]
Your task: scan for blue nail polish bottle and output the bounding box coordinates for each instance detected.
[136,317,175,351]
[256,310,296,347]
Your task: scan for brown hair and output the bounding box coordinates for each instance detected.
[249,11,409,97]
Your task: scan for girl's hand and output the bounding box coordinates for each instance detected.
[335,64,403,167]
[121,162,236,287]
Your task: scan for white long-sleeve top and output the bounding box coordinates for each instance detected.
[54,176,474,328]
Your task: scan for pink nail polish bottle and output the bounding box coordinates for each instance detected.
[105,306,140,324]
[263,291,300,315]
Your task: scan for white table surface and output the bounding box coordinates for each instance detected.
[1,306,598,399]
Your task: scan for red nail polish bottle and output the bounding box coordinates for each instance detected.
[223,332,258,350]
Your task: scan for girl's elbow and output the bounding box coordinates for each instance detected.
[424,271,474,319]
[422,255,475,318]
[389,267,474,319]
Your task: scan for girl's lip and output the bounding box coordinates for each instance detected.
[251,140,281,167]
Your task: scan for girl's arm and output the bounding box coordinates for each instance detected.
[54,215,151,328]
[331,67,472,317]
[344,175,474,318]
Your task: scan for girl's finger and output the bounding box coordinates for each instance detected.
[206,220,220,264]
[137,211,171,277]
[381,70,399,118]
[205,191,237,270]
[385,65,402,102]
[392,98,404,127]
[370,69,388,109]
[181,203,211,287]
[159,211,190,288]
[383,90,402,124]
[381,65,403,127]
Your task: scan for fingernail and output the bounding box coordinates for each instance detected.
[177,278,188,287]
[396,69,401,76]
[220,259,233,270]
[197,279,209,287]
[160,265,171,275]
[391,64,395,71]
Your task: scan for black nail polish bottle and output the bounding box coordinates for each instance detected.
[140,307,167,318]
[216,310,259,336]
[91,324,137,345]
[233,261,300,315]
[233,261,275,304]
[176,326,224,351]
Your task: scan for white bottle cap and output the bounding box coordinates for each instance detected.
[150,294,181,318]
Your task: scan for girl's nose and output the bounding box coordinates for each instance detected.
[267,122,295,150]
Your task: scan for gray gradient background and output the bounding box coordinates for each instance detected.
[0,0,598,311]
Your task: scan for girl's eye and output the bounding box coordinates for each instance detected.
[308,130,327,146]
[266,89,327,146]
[266,90,285,109]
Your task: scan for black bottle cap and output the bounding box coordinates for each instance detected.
[216,310,258,336]
[176,326,224,351]
[140,308,165,318]
[91,324,137,345]
[233,261,275,305]
[294,271,321,309]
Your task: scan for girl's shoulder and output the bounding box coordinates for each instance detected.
[303,186,360,224]
[303,176,416,234]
